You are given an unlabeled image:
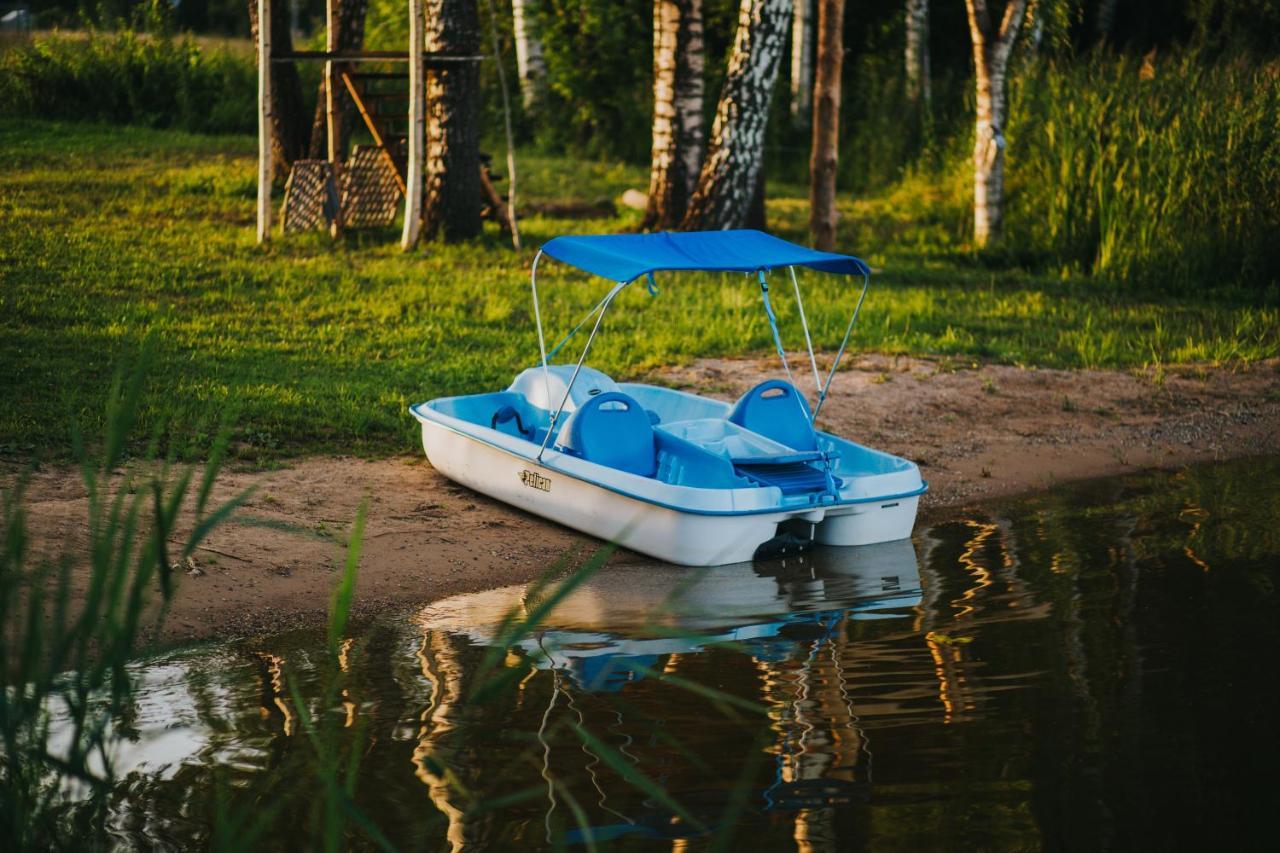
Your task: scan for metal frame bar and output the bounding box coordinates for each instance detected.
[813,271,870,421]
[270,51,485,64]
[788,266,823,394]
[530,250,551,408]
[534,280,628,463]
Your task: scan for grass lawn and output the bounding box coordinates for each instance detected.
[2,118,1277,461]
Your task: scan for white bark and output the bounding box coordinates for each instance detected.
[401,0,425,250]
[682,0,791,230]
[645,0,706,230]
[904,0,930,110]
[256,0,273,243]
[511,0,547,110]
[790,0,813,125]
[963,0,1028,246]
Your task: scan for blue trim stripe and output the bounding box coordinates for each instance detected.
[411,404,928,518]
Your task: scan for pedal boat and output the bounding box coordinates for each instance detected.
[410,230,926,566]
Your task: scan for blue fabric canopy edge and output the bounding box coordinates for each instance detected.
[539,229,871,283]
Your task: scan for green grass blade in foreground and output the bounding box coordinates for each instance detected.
[0,347,248,849]
[329,501,367,650]
[466,543,617,705]
[573,722,706,832]
[627,662,767,718]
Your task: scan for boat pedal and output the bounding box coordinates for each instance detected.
[734,461,835,496]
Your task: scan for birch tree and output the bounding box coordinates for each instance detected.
[809,0,844,250]
[511,0,547,110]
[682,0,790,231]
[904,0,930,114]
[306,0,369,159]
[1095,0,1117,45]
[247,0,308,173]
[790,0,814,126]
[643,0,706,230]
[423,0,483,241]
[963,0,1029,246]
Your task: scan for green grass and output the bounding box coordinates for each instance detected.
[2,119,1277,461]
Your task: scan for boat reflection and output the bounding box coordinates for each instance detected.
[412,540,921,847]
[419,540,920,690]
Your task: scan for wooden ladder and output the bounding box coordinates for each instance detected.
[341,70,410,194]
[340,69,514,232]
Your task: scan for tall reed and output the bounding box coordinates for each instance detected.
[0,343,251,848]
[1005,52,1280,292]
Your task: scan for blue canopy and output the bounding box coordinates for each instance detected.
[539,230,870,283]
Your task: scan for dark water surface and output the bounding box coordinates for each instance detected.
[104,458,1280,850]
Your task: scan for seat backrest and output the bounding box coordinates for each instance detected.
[728,379,816,451]
[559,391,657,477]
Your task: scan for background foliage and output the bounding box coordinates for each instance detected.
[2,0,1278,293]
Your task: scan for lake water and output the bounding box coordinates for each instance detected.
[101,458,1279,850]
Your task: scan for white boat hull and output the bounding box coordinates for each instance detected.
[419,418,919,567]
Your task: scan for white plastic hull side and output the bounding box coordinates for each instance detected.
[812,497,920,547]
[420,421,919,567]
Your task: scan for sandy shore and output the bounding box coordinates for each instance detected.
[9,356,1279,645]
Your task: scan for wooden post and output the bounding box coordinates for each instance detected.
[256,0,273,243]
[325,0,343,237]
[401,0,425,250]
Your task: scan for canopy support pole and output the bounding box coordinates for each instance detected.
[787,265,823,398]
[813,271,870,421]
[530,250,551,407]
[756,271,797,389]
[535,281,628,464]
[757,271,813,428]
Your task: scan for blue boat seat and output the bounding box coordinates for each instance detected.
[728,379,817,452]
[558,391,657,477]
[491,404,534,439]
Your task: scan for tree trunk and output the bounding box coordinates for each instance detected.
[746,161,767,230]
[248,0,307,173]
[904,0,930,113]
[512,0,547,111]
[1095,0,1118,45]
[307,0,369,160]
[643,0,706,231]
[423,0,483,242]
[963,0,1027,246]
[809,0,844,250]
[1026,0,1045,57]
[681,0,790,231]
[790,0,813,127]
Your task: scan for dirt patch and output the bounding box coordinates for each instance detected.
[7,356,1279,646]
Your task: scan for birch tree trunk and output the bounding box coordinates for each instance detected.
[963,0,1028,246]
[511,0,547,111]
[248,0,307,172]
[306,0,368,160]
[904,0,930,113]
[423,0,483,242]
[643,0,706,231]
[809,0,844,250]
[682,0,790,231]
[790,0,813,127]
[1095,0,1117,45]
[1026,0,1045,57]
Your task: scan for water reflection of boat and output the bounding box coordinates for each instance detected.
[414,541,921,846]
[418,540,921,692]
